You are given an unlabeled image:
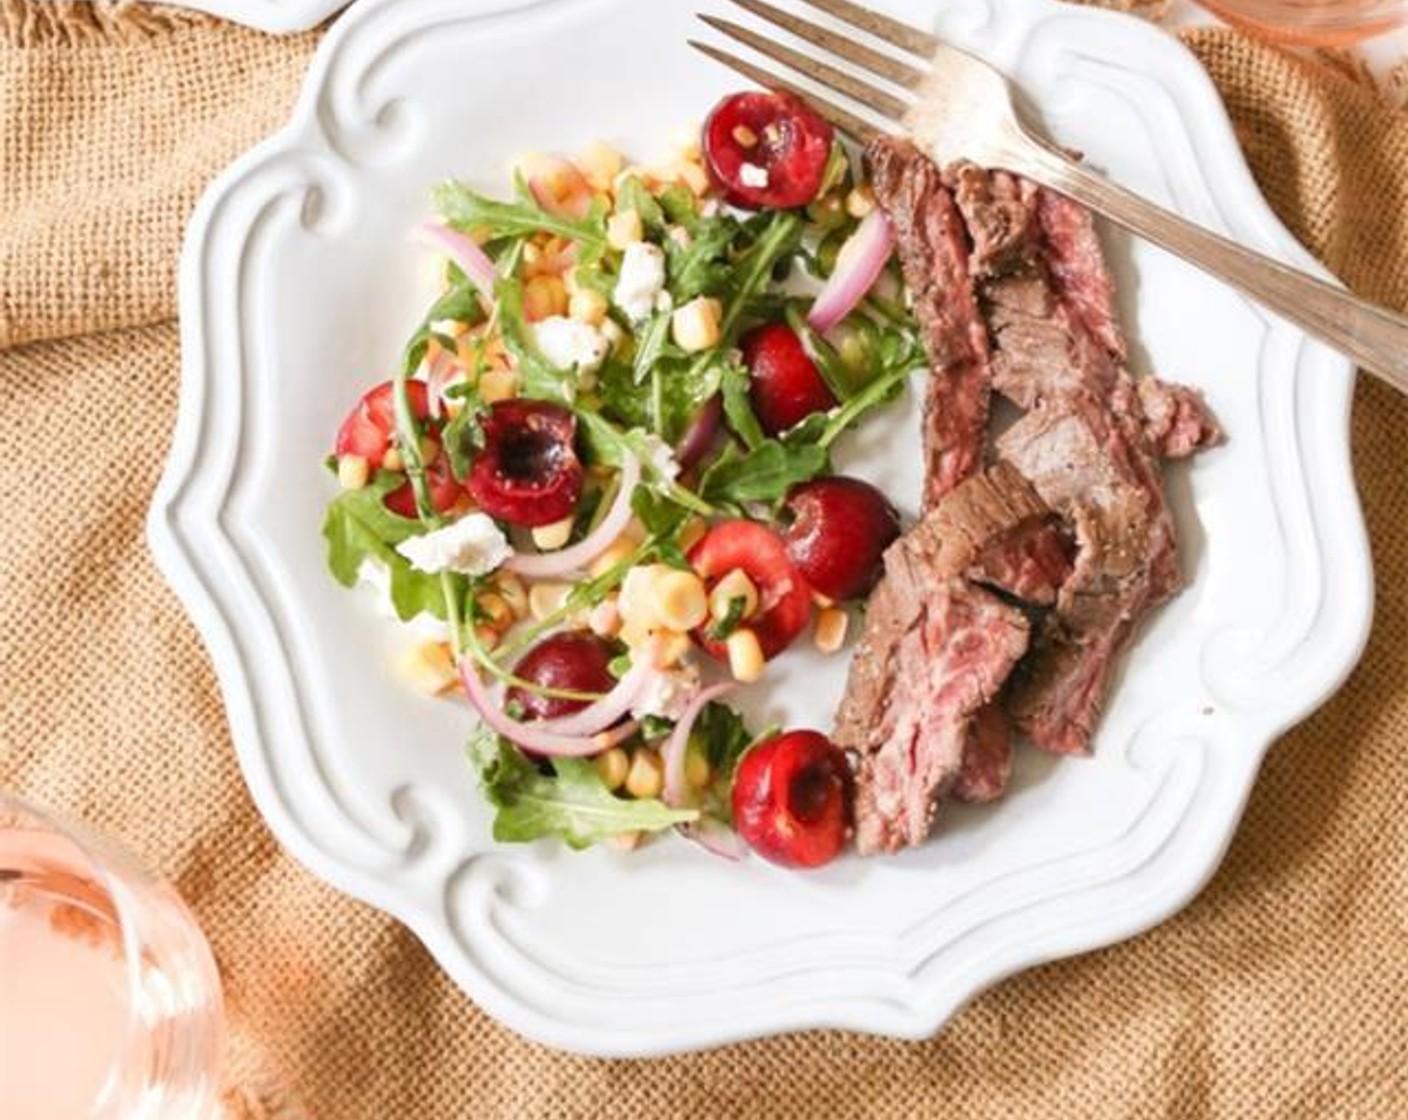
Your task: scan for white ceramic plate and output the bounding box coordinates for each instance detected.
[150,0,1372,1055]
[165,0,346,33]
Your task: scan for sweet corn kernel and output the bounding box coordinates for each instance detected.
[618,564,670,630]
[671,296,723,353]
[381,446,405,473]
[811,589,835,610]
[395,641,458,695]
[600,318,627,355]
[625,748,665,799]
[684,739,711,790]
[675,160,711,197]
[652,569,708,632]
[588,537,637,579]
[607,209,644,250]
[493,573,528,620]
[531,516,575,552]
[618,619,653,652]
[813,607,849,654]
[476,592,515,630]
[846,185,877,219]
[677,517,708,554]
[588,597,622,639]
[337,454,369,491]
[528,581,573,621]
[726,628,765,683]
[595,746,630,791]
[419,434,440,465]
[523,275,568,322]
[478,367,519,403]
[655,629,692,669]
[709,568,759,624]
[732,123,759,148]
[578,140,624,193]
[568,288,608,327]
[607,830,642,852]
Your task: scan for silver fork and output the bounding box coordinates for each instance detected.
[691,0,1408,396]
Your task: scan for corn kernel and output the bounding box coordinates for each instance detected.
[846,185,877,219]
[588,597,622,639]
[685,739,711,790]
[811,589,835,610]
[523,275,568,322]
[395,641,457,694]
[709,568,759,624]
[732,123,759,148]
[476,591,515,630]
[531,516,575,552]
[493,573,528,620]
[420,434,440,465]
[607,209,644,250]
[528,581,572,621]
[608,830,642,852]
[578,140,624,193]
[568,288,608,327]
[595,746,630,791]
[677,517,708,554]
[478,367,519,404]
[588,537,637,579]
[675,160,711,197]
[600,318,627,355]
[381,446,405,473]
[813,607,849,654]
[671,296,723,353]
[618,619,653,651]
[655,629,692,669]
[618,564,669,630]
[653,569,708,632]
[726,628,765,683]
[625,748,665,799]
[337,454,369,491]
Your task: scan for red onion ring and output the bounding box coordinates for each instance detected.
[661,682,736,809]
[806,210,895,335]
[529,638,660,738]
[418,222,497,301]
[459,657,639,757]
[504,451,641,578]
[675,394,723,471]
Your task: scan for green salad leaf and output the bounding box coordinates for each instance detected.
[719,361,765,452]
[400,279,485,378]
[468,730,697,848]
[665,214,738,303]
[698,439,828,507]
[495,279,573,403]
[433,178,606,250]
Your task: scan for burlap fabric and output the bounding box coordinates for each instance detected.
[1,2,1405,1116]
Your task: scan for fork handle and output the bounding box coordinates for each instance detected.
[1013,141,1408,397]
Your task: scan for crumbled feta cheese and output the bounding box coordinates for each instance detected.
[613,241,667,323]
[639,433,682,481]
[530,316,610,375]
[739,161,770,189]
[395,513,511,576]
[631,661,701,723]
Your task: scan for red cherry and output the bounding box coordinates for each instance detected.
[732,730,851,869]
[335,380,431,469]
[688,520,812,660]
[383,453,463,519]
[467,400,583,527]
[506,633,617,722]
[740,322,838,437]
[783,477,901,602]
[702,91,834,210]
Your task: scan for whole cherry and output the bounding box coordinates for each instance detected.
[731,730,851,869]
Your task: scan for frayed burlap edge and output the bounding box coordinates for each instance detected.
[0,0,212,45]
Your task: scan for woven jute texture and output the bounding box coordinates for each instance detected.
[1,4,1405,1117]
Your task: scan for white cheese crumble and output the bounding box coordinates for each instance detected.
[530,316,610,375]
[638,433,682,481]
[395,513,511,577]
[613,241,667,323]
[739,161,770,189]
[631,661,701,723]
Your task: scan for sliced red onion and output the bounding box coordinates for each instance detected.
[504,451,640,578]
[661,682,736,809]
[459,658,639,757]
[529,638,660,738]
[675,394,723,471]
[682,818,746,861]
[806,210,895,335]
[418,221,497,301]
[425,346,456,421]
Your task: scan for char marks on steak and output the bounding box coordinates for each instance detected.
[866,138,990,507]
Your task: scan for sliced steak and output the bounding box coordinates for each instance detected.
[866,138,990,507]
[1035,188,1126,361]
[946,162,1040,279]
[952,704,1014,804]
[997,392,1181,754]
[1138,378,1223,459]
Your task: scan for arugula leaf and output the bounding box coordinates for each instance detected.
[433,179,606,250]
[817,140,852,199]
[658,185,700,229]
[665,214,738,302]
[698,439,828,507]
[692,701,754,778]
[614,177,665,235]
[720,212,804,339]
[720,361,765,452]
[440,382,487,482]
[468,731,697,848]
[321,473,455,621]
[632,311,672,385]
[400,280,484,377]
[704,596,746,641]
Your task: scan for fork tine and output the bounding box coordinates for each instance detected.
[799,0,938,58]
[699,14,911,122]
[726,0,926,90]
[688,39,891,146]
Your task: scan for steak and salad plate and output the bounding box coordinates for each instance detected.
[150,0,1371,1054]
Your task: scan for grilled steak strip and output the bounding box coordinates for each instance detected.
[866,138,991,508]
[836,464,1065,853]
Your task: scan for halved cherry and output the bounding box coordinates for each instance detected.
[384,454,463,519]
[688,520,811,660]
[732,730,851,869]
[741,322,838,437]
[702,90,834,210]
[334,380,431,469]
[506,633,617,722]
[782,477,900,601]
[467,400,583,527]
